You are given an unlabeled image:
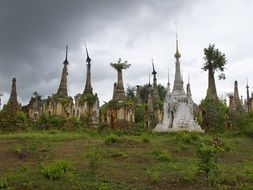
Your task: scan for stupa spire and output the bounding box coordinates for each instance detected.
[167,69,170,92]
[187,73,191,96]
[83,41,93,95]
[246,79,250,111]
[152,58,157,81]
[151,59,160,101]
[56,46,69,97]
[172,33,184,92]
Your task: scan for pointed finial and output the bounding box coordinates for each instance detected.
[168,69,170,84]
[151,58,157,76]
[174,22,181,58]
[246,78,249,88]
[65,45,68,60]
[63,45,69,65]
[84,40,91,64]
[188,73,190,84]
[148,74,151,86]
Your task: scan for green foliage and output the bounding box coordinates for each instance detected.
[0,177,8,188]
[175,131,203,145]
[71,116,81,128]
[14,144,23,157]
[83,145,102,172]
[199,93,228,131]
[16,111,28,126]
[36,114,66,129]
[195,138,227,186]
[41,160,73,180]
[110,58,131,71]
[111,150,128,158]
[134,105,145,124]
[141,133,151,143]
[234,112,253,137]
[157,84,167,102]
[104,134,120,144]
[139,83,167,103]
[126,85,135,100]
[154,99,163,110]
[179,162,198,182]
[146,169,160,183]
[48,116,66,128]
[202,44,227,79]
[152,151,172,162]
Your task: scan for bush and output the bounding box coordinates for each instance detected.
[83,145,102,173]
[152,151,172,162]
[195,138,226,186]
[111,150,128,158]
[41,160,73,180]
[134,105,145,123]
[147,169,160,183]
[104,134,120,144]
[0,177,8,188]
[199,94,228,131]
[141,133,150,143]
[175,132,203,145]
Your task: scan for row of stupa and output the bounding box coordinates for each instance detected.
[1,44,100,127]
[1,37,252,131]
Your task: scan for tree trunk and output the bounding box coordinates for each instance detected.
[207,68,217,98]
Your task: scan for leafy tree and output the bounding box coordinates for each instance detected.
[157,84,166,102]
[110,58,131,71]
[126,85,135,100]
[140,84,149,103]
[202,44,227,97]
[140,84,166,103]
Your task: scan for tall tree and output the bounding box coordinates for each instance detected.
[126,85,135,100]
[202,44,227,98]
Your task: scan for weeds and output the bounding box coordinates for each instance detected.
[195,138,227,186]
[104,134,120,144]
[111,150,128,158]
[41,160,74,180]
[147,169,160,183]
[83,144,102,173]
[0,177,8,188]
[141,133,151,143]
[152,151,172,162]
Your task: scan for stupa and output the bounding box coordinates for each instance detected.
[153,36,203,133]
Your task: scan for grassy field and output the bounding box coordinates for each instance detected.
[0,128,252,190]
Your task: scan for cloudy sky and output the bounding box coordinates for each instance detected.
[0,0,253,108]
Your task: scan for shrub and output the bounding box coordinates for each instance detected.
[175,132,203,145]
[83,145,102,173]
[14,144,23,156]
[104,134,120,144]
[180,162,198,182]
[0,177,8,188]
[141,133,150,143]
[134,105,145,123]
[111,150,128,158]
[199,94,228,131]
[152,151,172,162]
[41,160,73,180]
[195,139,226,186]
[147,169,160,183]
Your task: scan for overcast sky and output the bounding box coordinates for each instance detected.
[0,0,253,108]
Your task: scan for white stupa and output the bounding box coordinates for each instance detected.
[153,36,203,133]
